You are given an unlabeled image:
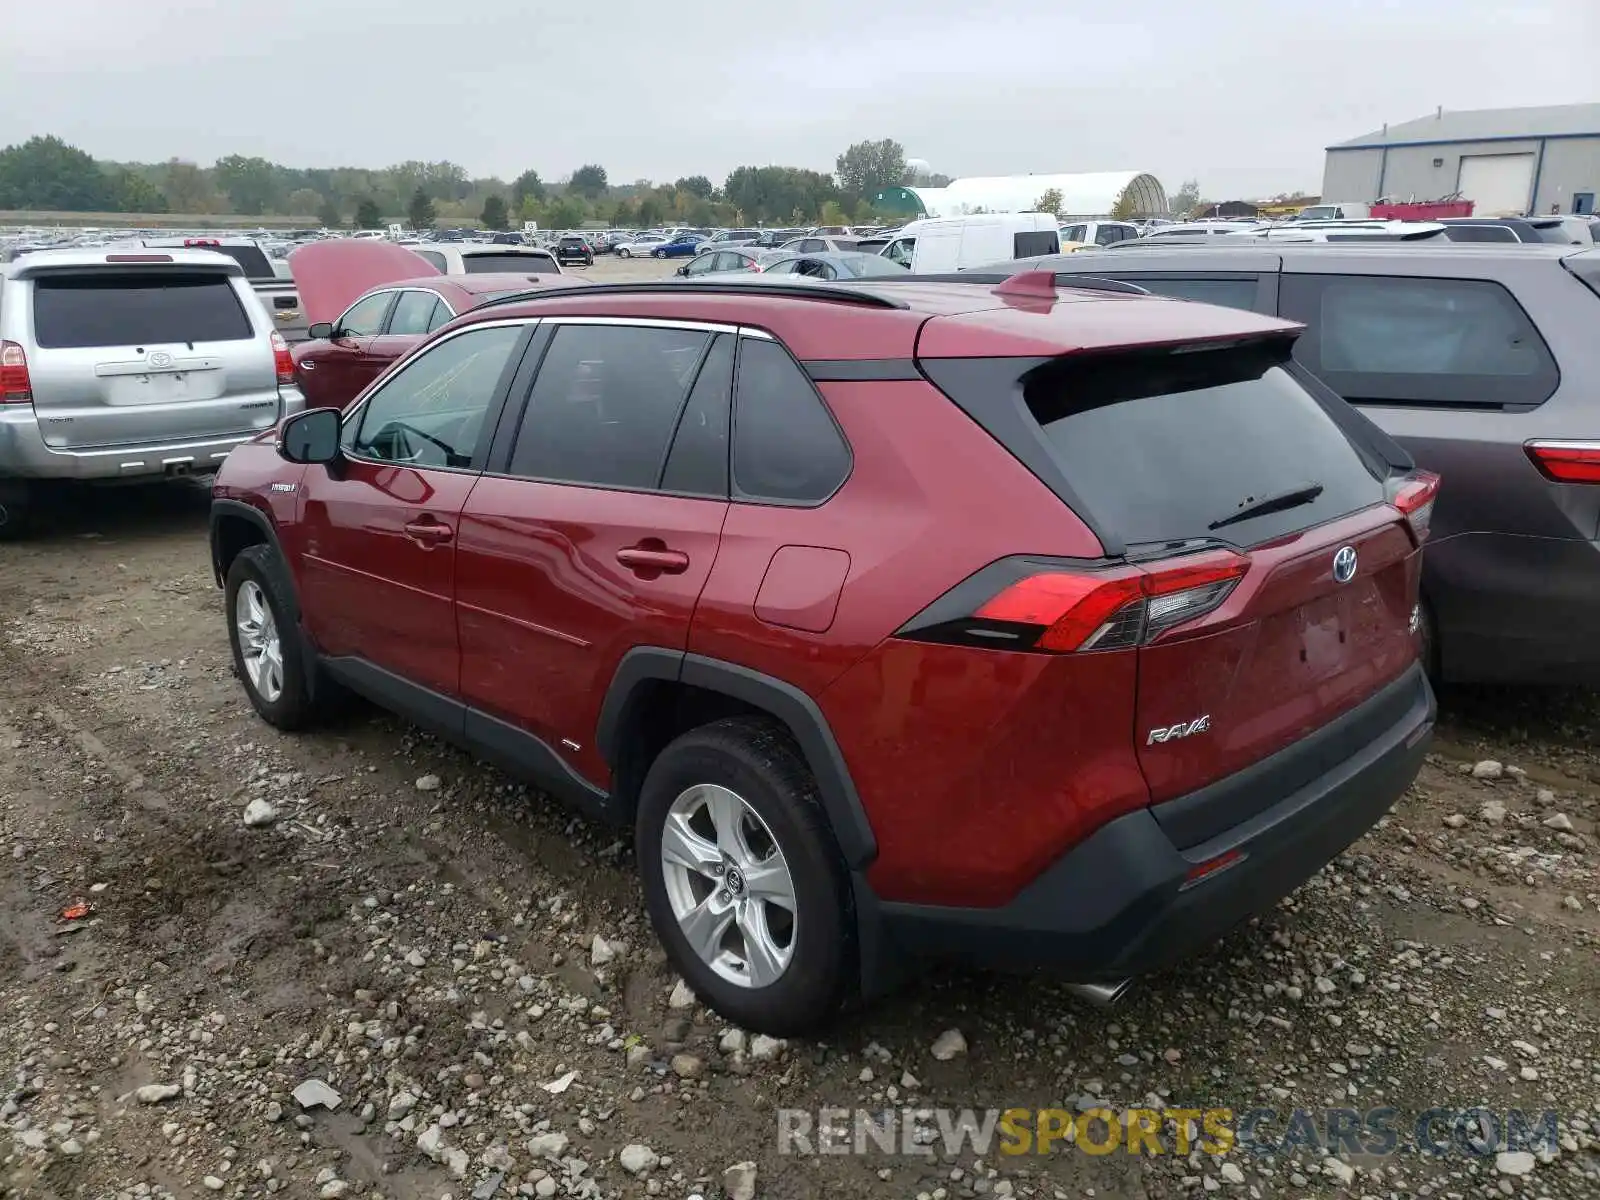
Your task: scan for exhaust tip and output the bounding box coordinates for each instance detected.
[1064,979,1134,1008]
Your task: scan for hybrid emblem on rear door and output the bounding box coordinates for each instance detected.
[1332,545,1358,584]
[1147,716,1211,745]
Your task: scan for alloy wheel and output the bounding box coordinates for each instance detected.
[235,580,284,703]
[660,783,796,988]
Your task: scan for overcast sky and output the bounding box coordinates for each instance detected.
[2,0,1594,200]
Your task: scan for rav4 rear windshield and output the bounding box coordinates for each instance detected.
[463,253,559,274]
[32,272,254,348]
[1022,341,1386,548]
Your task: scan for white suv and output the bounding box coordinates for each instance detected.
[0,247,305,536]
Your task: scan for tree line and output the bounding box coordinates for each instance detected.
[0,135,959,229]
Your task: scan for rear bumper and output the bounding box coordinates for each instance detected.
[875,663,1434,979]
[0,388,304,481]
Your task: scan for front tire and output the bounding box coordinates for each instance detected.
[618,248,632,258]
[225,544,320,730]
[637,717,853,1035]
[653,250,666,259]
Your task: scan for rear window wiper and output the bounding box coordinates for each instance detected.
[1208,481,1324,531]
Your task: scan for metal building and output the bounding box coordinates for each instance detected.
[1323,104,1600,217]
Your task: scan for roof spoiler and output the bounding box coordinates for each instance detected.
[7,251,245,280]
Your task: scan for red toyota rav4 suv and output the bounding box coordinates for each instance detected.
[210,272,1438,1034]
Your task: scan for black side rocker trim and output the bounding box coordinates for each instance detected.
[320,656,617,825]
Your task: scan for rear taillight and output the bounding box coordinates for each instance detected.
[184,238,221,247]
[0,341,31,404]
[912,550,1249,654]
[1386,470,1441,542]
[1525,441,1600,484]
[270,332,295,386]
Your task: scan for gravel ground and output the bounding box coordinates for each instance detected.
[2,481,1598,1200]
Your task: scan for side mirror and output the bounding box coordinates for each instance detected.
[307,321,334,341]
[278,408,342,466]
[677,264,690,276]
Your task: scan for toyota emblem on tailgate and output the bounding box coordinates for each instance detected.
[148,352,173,367]
[1332,545,1358,584]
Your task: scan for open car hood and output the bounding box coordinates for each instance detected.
[288,240,440,325]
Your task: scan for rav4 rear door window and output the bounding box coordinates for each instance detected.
[507,324,712,490]
[347,324,524,469]
[1279,274,1559,408]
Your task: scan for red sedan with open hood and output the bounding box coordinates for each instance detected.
[288,240,579,410]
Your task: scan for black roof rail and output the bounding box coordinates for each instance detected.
[901,272,1151,296]
[475,279,909,312]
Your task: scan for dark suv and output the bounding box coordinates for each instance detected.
[1010,244,1600,686]
[209,274,1436,1033]
[555,236,594,267]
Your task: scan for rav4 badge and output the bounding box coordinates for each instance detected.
[1147,716,1211,745]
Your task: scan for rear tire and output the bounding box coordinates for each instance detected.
[636,717,854,1035]
[653,250,666,259]
[618,248,632,258]
[225,544,321,730]
[0,480,33,541]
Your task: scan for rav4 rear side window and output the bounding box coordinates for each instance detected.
[732,337,851,504]
[1280,274,1559,408]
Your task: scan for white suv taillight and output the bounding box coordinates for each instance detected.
[270,331,295,386]
[1387,470,1441,543]
[0,341,31,403]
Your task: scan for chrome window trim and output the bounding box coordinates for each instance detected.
[540,315,741,335]
[339,317,537,474]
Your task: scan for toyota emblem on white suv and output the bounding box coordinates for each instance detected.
[1332,545,1358,584]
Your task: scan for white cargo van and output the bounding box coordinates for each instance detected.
[880,213,1060,273]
